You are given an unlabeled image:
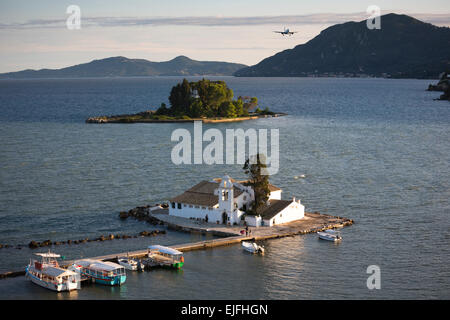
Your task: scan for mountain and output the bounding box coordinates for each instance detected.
[234,13,450,78]
[0,56,247,78]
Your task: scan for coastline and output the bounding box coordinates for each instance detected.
[85,112,288,124]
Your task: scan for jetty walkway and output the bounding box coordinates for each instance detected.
[0,210,353,278]
[61,210,352,266]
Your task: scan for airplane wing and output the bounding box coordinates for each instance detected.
[273,31,283,33]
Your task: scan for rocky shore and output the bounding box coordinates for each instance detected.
[427,72,450,101]
[119,204,168,224]
[85,112,287,124]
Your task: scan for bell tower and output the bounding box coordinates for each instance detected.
[218,175,234,218]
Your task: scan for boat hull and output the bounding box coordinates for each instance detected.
[25,267,79,292]
[242,247,257,253]
[79,269,126,286]
[92,275,126,286]
[317,232,341,241]
[143,258,184,270]
[241,242,264,254]
[119,262,137,271]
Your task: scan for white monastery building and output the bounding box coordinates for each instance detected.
[169,175,305,227]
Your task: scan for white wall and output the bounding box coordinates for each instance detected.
[246,200,305,227]
[268,201,305,226]
[245,215,262,227]
[233,191,251,211]
[269,190,281,200]
[169,202,223,224]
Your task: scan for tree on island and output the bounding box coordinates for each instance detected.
[243,154,271,215]
[156,78,259,118]
[168,78,192,116]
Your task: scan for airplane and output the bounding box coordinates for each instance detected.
[273,27,298,36]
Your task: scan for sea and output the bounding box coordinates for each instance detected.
[0,76,448,299]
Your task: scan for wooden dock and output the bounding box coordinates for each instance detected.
[60,235,252,268]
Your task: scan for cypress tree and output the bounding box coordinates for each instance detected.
[243,154,271,215]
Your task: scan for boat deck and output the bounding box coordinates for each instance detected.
[143,255,171,268]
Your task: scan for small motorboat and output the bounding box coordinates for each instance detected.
[317,229,342,242]
[118,256,144,271]
[241,241,265,254]
[25,251,81,292]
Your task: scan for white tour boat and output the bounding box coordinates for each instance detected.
[317,229,342,242]
[241,241,265,254]
[25,252,80,292]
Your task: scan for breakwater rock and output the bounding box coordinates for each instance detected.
[119,204,168,225]
[25,230,166,248]
[0,230,166,250]
[0,271,25,279]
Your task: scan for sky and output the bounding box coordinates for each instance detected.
[0,0,449,73]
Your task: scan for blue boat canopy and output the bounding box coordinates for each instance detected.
[148,245,182,255]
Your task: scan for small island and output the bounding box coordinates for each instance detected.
[86,78,286,123]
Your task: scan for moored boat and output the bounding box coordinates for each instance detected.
[25,252,80,292]
[143,245,184,269]
[118,256,144,271]
[241,241,265,254]
[70,259,126,286]
[317,229,342,242]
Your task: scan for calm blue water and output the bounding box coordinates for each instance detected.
[0,77,449,299]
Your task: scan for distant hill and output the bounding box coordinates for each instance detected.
[0,56,247,78]
[234,13,450,79]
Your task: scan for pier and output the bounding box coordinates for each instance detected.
[0,211,353,278]
[57,210,354,267]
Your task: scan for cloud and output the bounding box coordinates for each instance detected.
[1,12,449,29]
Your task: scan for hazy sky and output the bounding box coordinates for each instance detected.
[0,0,449,72]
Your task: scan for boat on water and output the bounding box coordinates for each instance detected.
[25,251,80,292]
[69,259,126,286]
[241,241,265,254]
[317,229,342,242]
[118,256,144,271]
[143,245,184,269]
